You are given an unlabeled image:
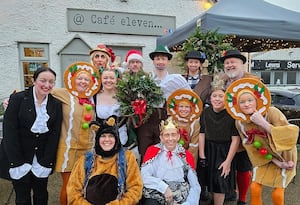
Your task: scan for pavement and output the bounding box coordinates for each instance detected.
[1,150,300,205]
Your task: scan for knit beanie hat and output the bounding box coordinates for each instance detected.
[122,50,143,68]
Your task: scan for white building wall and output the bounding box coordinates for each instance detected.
[0,0,204,100]
[251,48,300,60]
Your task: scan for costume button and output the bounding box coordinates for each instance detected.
[36,134,39,138]
[35,147,38,150]
[10,163,14,165]
[50,163,53,165]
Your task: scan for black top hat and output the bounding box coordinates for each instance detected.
[184,50,206,63]
[220,49,247,64]
[149,45,173,60]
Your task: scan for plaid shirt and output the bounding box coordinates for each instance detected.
[187,73,200,89]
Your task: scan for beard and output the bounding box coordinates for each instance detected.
[225,69,241,79]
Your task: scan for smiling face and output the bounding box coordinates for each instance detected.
[238,92,257,115]
[99,133,116,151]
[160,128,180,151]
[33,70,56,98]
[153,55,169,70]
[75,72,91,92]
[187,58,201,74]
[210,89,225,112]
[177,101,192,118]
[101,70,117,91]
[223,57,244,79]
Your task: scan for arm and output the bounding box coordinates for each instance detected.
[250,111,271,133]
[198,133,206,159]
[181,168,201,205]
[219,135,240,178]
[141,159,169,194]
[3,93,25,167]
[198,112,207,167]
[187,120,200,165]
[108,151,143,205]
[67,156,91,205]
[118,125,128,145]
[251,107,298,168]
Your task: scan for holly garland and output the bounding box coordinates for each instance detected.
[115,71,164,127]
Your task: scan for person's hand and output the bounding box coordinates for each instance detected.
[272,159,294,170]
[2,98,9,110]
[199,158,207,168]
[250,111,266,125]
[282,161,295,170]
[250,111,271,133]
[219,160,231,178]
[164,187,173,204]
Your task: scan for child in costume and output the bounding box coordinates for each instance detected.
[67,115,143,205]
[224,78,298,205]
[166,89,203,166]
[141,117,201,205]
[198,73,240,205]
[221,49,258,204]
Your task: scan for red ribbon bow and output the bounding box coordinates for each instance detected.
[78,98,94,106]
[131,99,147,127]
[179,128,189,142]
[245,128,267,144]
[167,150,173,161]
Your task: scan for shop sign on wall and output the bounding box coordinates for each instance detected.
[251,60,300,70]
[67,8,175,36]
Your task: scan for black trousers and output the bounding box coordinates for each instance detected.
[142,198,161,205]
[12,171,49,205]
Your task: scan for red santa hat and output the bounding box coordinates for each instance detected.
[122,50,143,68]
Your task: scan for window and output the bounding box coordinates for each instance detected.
[261,71,270,84]
[19,43,49,89]
[287,71,297,84]
[274,71,283,85]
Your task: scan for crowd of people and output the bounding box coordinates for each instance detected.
[0,45,298,205]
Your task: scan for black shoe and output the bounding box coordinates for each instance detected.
[200,186,210,201]
[237,201,247,205]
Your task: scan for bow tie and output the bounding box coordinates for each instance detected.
[167,150,173,161]
[78,98,94,106]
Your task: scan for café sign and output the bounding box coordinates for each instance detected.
[67,8,176,36]
[251,60,300,70]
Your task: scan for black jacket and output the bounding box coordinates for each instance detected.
[0,87,62,180]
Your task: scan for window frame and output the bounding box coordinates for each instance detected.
[18,43,50,89]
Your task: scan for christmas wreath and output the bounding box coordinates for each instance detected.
[115,71,164,128]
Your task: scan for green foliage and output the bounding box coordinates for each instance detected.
[177,28,234,74]
[115,71,164,126]
[0,103,4,116]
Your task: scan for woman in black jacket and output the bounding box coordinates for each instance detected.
[0,67,62,205]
